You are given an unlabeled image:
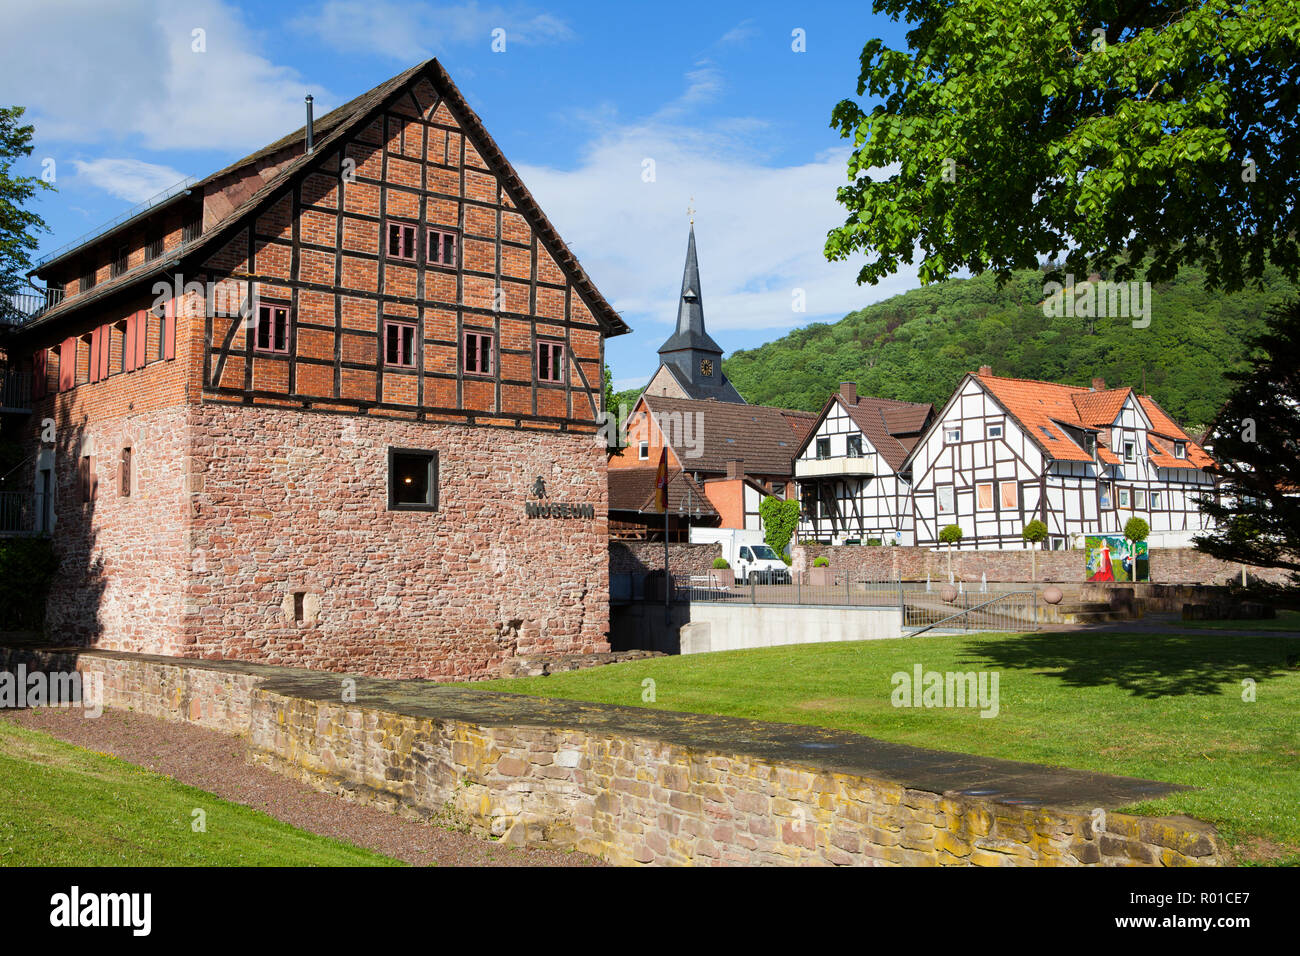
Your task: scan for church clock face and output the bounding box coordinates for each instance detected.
[700,359,713,377]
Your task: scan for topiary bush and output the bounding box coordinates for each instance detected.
[712,557,730,569]
[813,556,829,567]
[939,524,964,545]
[1124,517,1150,542]
[1022,519,1048,546]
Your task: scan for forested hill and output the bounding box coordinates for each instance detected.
[722,267,1296,434]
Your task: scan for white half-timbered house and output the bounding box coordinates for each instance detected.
[794,383,933,544]
[905,368,1218,550]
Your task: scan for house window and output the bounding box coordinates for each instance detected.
[937,486,955,515]
[112,246,128,277]
[1123,440,1136,462]
[986,424,1003,439]
[428,228,457,266]
[120,447,132,497]
[538,341,564,382]
[638,441,649,461]
[1150,490,1162,509]
[386,222,417,260]
[1000,480,1018,509]
[1174,441,1186,459]
[1040,425,1057,441]
[78,455,95,503]
[944,427,961,443]
[1134,489,1147,509]
[1099,481,1113,509]
[976,482,994,511]
[255,304,290,353]
[154,303,167,361]
[384,321,417,368]
[463,331,494,375]
[846,435,863,458]
[182,215,202,243]
[387,447,438,511]
[1119,487,1131,509]
[80,268,95,293]
[816,437,831,460]
[146,236,164,261]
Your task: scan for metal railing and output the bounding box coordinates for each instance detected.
[0,491,41,536]
[1,288,64,326]
[902,584,1039,633]
[0,366,32,410]
[671,571,904,608]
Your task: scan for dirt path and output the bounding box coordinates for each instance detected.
[1,707,604,867]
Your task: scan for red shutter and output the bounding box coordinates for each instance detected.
[89,327,101,383]
[32,350,46,399]
[163,298,175,360]
[136,309,148,364]
[124,313,136,371]
[99,324,111,379]
[59,338,76,391]
[89,456,97,501]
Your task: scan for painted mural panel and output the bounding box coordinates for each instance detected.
[1084,534,1149,582]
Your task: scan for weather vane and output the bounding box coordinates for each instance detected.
[687,196,695,225]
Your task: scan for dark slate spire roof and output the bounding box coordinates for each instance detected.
[658,225,723,355]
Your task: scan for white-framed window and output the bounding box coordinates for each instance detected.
[1123,440,1136,462]
[986,423,1003,439]
[816,437,831,460]
[1098,481,1113,510]
[999,480,1018,509]
[1135,489,1147,509]
[944,427,962,444]
[1150,490,1162,509]
[1119,487,1131,508]
[846,435,863,458]
[638,441,649,461]
[1174,441,1187,459]
[976,482,994,511]
[937,486,955,515]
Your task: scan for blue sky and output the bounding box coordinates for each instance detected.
[5,0,919,392]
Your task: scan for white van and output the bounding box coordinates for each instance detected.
[689,528,790,584]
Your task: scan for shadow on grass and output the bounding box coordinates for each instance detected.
[959,631,1296,699]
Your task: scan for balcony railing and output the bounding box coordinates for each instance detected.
[1,288,65,328]
[0,491,43,536]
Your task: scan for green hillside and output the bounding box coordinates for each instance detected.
[722,267,1295,433]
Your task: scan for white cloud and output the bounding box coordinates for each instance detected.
[1,0,330,152]
[71,158,190,203]
[718,20,759,46]
[295,0,576,59]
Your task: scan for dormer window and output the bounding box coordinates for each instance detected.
[1123,440,1136,462]
[1174,441,1186,459]
[1082,433,1097,456]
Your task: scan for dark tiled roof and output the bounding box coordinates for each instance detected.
[657,360,746,403]
[19,59,629,340]
[640,394,815,477]
[608,467,718,517]
[841,395,934,472]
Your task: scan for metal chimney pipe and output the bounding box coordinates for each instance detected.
[304,94,314,154]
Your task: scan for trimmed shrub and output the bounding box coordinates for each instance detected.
[813,556,829,567]
[712,557,730,569]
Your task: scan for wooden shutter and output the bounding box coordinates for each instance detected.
[59,338,76,391]
[163,298,176,360]
[89,327,101,383]
[99,324,110,379]
[31,350,46,399]
[135,309,147,365]
[124,313,137,371]
[89,456,97,501]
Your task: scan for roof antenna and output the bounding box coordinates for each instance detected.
[305,94,315,155]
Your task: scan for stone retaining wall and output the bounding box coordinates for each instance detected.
[2,647,1225,867]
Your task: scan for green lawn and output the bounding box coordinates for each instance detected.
[1177,609,1300,632]
[474,631,1300,864]
[0,722,401,866]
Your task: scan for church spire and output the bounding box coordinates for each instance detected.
[659,223,723,356]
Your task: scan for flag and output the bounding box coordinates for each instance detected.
[654,448,668,512]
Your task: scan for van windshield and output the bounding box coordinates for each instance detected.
[751,545,780,561]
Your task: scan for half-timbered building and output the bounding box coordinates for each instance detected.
[793,382,934,544]
[5,59,628,678]
[905,368,1217,550]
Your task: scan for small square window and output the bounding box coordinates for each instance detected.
[428,228,457,266]
[638,441,649,461]
[388,448,438,511]
[463,331,494,375]
[385,321,417,368]
[386,222,417,260]
[1123,441,1136,462]
[255,304,290,353]
[945,428,961,443]
[846,435,863,458]
[986,424,1003,439]
[538,340,564,382]
[816,437,831,460]
[1174,441,1186,459]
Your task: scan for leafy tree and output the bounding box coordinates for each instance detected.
[759,496,800,560]
[939,524,963,545]
[826,2,1300,293]
[0,106,51,301]
[1195,300,1300,576]
[1022,519,1049,547]
[1124,517,1150,543]
[602,363,615,414]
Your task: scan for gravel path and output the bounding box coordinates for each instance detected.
[1,707,605,867]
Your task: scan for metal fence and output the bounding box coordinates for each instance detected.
[670,571,905,608]
[901,583,1039,633]
[0,366,32,410]
[0,491,40,535]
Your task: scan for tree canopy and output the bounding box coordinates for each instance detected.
[826,1,1300,292]
[0,106,50,301]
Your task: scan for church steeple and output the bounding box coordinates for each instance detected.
[650,223,746,404]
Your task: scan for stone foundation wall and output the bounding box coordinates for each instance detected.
[609,541,721,579]
[2,647,1225,867]
[792,544,1289,586]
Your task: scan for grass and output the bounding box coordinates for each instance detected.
[1177,609,1300,632]
[474,630,1300,864]
[0,721,402,866]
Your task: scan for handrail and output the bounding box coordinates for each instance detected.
[905,590,1037,637]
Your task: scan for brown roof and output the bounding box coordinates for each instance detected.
[640,394,816,478]
[1139,395,1216,470]
[20,59,629,340]
[837,395,934,472]
[608,467,718,517]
